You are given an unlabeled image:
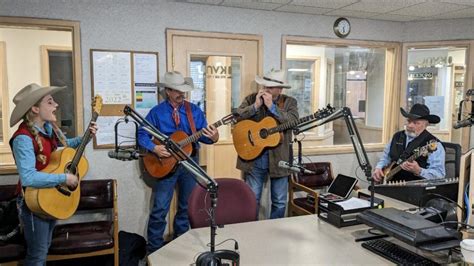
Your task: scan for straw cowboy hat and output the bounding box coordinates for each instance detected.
[255,69,291,88]
[157,71,194,92]
[400,103,440,124]
[9,83,65,127]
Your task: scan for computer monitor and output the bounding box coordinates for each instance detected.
[357,208,460,251]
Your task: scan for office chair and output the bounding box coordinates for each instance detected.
[288,162,334,216]
[187,178,257,228]
[442,142,461,178]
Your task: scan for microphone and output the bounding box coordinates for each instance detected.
[453,119,473,129]
[107,150,140,161]
[278,161,316,174]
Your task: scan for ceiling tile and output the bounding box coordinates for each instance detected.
[342,0,426,13]
[221,0,283,10]
[325,9,379,19]
[290,0,359,9]
[370,13,418,22]
[390,2,467,17]
[434,7,474,19]
[185,0,223,4]
[276,4,332,15]
[441,0,474,7]
[256,0,292,3]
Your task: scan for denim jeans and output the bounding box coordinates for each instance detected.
[245,151,289,219]
[146,156,198,253]
[17,196,56,266]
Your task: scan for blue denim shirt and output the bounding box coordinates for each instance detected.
[137,100,213,152]
[375,133,446,179]
[11,122,81,188]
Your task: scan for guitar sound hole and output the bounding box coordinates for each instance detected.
[259,129,268,139]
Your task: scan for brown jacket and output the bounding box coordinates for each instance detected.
[235,93,299,178]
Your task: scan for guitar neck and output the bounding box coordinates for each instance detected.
[386,152,420,180]
[178,120,223,147]
[268,112,320,135]
[70,111,99,168]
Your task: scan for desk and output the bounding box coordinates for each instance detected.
[148,192,461,265]
[148,215,388,265]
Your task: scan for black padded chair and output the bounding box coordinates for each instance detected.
[442,142,462,178]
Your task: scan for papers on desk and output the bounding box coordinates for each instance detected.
[335,197,378,210]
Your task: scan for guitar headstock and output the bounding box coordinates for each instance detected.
[427,139,437,152]
[220,114,237,126]
[314,104,336,119]
[92,95,103,115]
[417,139,438,157]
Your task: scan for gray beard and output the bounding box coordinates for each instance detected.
[405,130,417,138]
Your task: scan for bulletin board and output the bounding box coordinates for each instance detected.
[90,49,159,149]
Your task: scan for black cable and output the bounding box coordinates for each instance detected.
[417,192,465,212]
[206,238,239,249]
[440,220,474,229]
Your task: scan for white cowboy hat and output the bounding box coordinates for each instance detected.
[255,69,291,88]
[157,71,194,92]
[9,83,65,127]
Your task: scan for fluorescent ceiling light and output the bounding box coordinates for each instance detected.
[288,68,309,72]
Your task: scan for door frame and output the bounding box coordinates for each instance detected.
[166,29,263,74]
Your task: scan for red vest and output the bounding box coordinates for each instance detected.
[10,122,58,193]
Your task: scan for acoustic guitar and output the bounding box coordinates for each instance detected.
[232,105,335,161]
[24,95,103,220]
[382,139,437,184]
[142,114,235,179]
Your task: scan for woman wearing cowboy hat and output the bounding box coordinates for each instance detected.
[137,71,219,253]
[9,83,98,265]
[372,103,446,183]
[234,69,298,219]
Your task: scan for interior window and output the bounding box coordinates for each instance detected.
[284,41,397,152]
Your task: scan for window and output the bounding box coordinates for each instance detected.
[283,37,400,154]
[0,17,83,173]
[402,42,471,150]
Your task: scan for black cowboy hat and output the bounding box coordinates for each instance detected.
[400,103,440,124]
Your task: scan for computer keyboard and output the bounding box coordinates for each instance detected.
[361,239,439,265]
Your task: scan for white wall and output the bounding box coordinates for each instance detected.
[0,0,471,236]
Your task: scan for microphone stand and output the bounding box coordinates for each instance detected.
[123,105,235,265]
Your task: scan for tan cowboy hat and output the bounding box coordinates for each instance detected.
[255,69,291,88]
[157,71,194,92]
[400,103,440,124]
[9,83,65,127]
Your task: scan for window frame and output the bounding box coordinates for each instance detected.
[401,40,473,151]
[0,17,83,174]
[282,36,401,155]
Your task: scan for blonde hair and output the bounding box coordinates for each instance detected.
[24,108,47,165]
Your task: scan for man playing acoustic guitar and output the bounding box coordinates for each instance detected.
[372,103,445,183]
[234,69,298,219]
[137,71,219,253]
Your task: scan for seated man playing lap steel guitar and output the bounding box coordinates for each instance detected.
[372,103,445,183]
[234,69,298,219]
[137,71,219,253]
[9,84,97,265]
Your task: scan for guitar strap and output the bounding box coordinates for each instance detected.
[399,130,432,161]
[184,101,197,134]
[277,96,285,109]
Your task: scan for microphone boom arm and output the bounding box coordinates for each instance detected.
[295,107,374,207]
[123,105,218,190]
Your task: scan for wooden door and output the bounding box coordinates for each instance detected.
[167,29,263,179]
